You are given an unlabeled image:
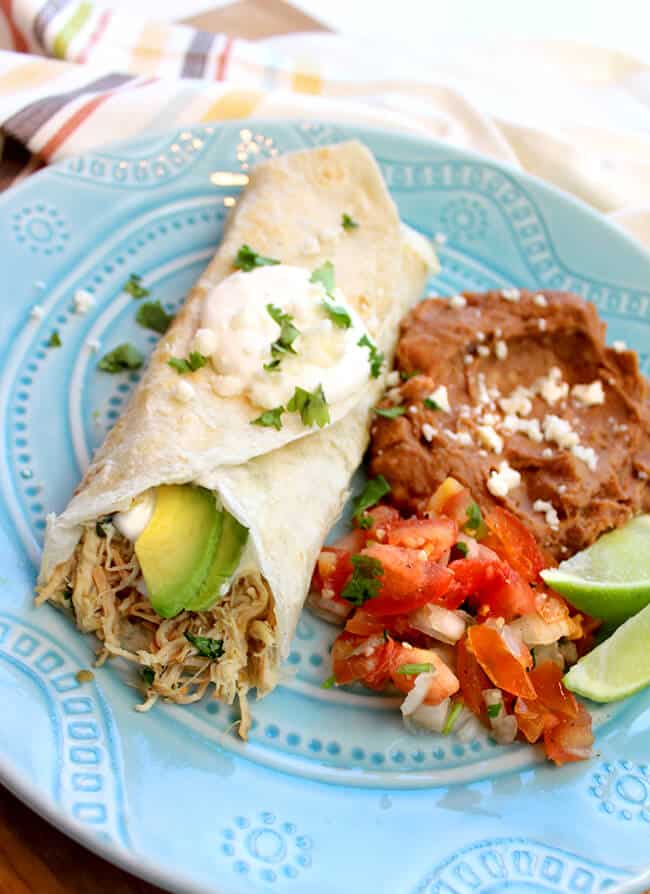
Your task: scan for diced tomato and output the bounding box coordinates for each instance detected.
[389,645,459,705]
[386,516,457,560]
[360,544,456,615]
[514,696,558,744]
[483,570,538,620]
[448,558,536,621]
[314,547,353,596]
[448,557,508,600]
[466,624,536,699]
[529,661,578,720]
[344,609,387,637]
[483,506,547,583]
[440,488,474,529]
[543,702,594,766]
[456,635,491,722]
[332,528,367,554]
[427,477,466,515]
[331,632,395,690]
[360,505,401,540]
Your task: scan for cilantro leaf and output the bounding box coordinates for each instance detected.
[168,351,208,374]
[443,700,464,735]
[400,369,421,381]
[98,343,144,373]
[321,674,337,689]
[464,501,487,539]
[234,244,280,272]
[265,304,300,371]
[47,329,62,348]
[123,273,149,299]
[309,260,335,294]
[251,406,285,431]
[358,334,384,378]
[487,702,502,719]
[141,667,155,686]
[184,632,224,660]
[340,554,384,607]
[136,300,174,334]
[342,212,359,231]
[455,541,469,557]
[287,384,330,428]
[321,300,352,329]
[396,662,435,675]
[373,405,406,419]
[352,476,391,529]
[424,397,441,411]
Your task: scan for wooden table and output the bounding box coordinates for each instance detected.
[0,8,325,893]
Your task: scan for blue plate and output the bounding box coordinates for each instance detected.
[1,120,650,894]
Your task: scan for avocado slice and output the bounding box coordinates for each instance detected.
[188,510,249,612]
[135,485,222,619]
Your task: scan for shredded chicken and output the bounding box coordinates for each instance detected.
[36,523,277,738]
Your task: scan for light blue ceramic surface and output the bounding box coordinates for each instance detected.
[1,121,650,894]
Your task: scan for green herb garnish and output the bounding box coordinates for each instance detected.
[322,301,352,329]
[98,343,144,373]
[309,260,335,294]
[424,397,441,411]
[373,405,406,419]
[352,476,391,530]
[234,244,280,272]
[487,702,502,719]
[287,384,330,428]
[464,501,487,539]
[455,541,469,557]
[396,662,435,675]
[47,330,62,348]
[341,554,384,607]
[265,304,300,371]
[400,369,421,381]
[443,700,464,735]
[136,300,173,334]
[358,334,384,378]
[141,667,155,686]
[251,406,285,431]
[184,632,224,660]
[123,273,149,299]
[321,674,337,689]
[342,213,359,231]
[95,516,112,538]
[168,351,208,374]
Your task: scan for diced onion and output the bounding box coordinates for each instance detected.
[508,613,571,646]
[349,634,386,658]
[409,604,467,645]
[559,640,578,666]
[307,591,351,624]
[400,672,438,716]
[500,623,527,661]
[405,697,451,733]
[492,713,518,745]
[532,642,564,669]
[453,707,485,743]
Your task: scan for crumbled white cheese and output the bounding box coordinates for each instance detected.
[542,447,553,459]
[429,385,451,413]
[538,319,547,332]
[477,425,503,454]
[459,405,471,418]
[533,499,560,530]
[612,340,627,353]
[495,328,503,338]
[572,380,605,407]
[173,380,195,403]
[434,232,448,245]
[502,415,543,442]
[495,340,508,360]
[477,373,491,406]
[73,289,94,314]
[638,470,648,481]
[421,423,436,442]
[557,484,567,494]
[481,412,500,426]
[477,345,490,357]
[86,338,101,353]
[542,414,579,449]
[192,327,218,356]
[499,387,533,417]
[501,288,521,302]
[385,370,401,387]
[301,235,321,255]
[456,431,473,447]
[536,367,568,405]
[476,331,486,342]
[30,304,44,321]
[449,294,467,309]
[487,461,521,498]
[571,443,598,471]
[533,293,548,307]
[464,354,473,365]
[408,405,418,414]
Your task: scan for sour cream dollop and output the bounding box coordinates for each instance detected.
[113,490,156,542]
[197,265,372,410]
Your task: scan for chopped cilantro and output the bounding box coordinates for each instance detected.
[455,541,469,557]
[47,330,62,348]
[464,501,487,539]
[487,702,502,719]
[443,700,464,735]
[400,369,421,381]
[123,273,149,299]
[287,384,330,428]
[322,300,352,329]
[136,300,174,334]
[98,343,144,373]
[168,351,208,374]
[95,516,112,538]
[340,554,384,607]
[373,405,406,419]
[358,334,384,378]
[184,632,224,660]
[251,406,285,431]
[321,674,337,689]
[396,662,435,675]
[309,260,335,294]
[341,212,359,231]
[234,244,280,272]
[141,667,155,686]
[265,304,300,371]
[424,397,441,411]
[352,475,391,529]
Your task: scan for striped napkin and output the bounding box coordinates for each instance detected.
[0,0,649,248]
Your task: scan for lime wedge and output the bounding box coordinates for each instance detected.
[564,600,650,701]
[541,515,650,628]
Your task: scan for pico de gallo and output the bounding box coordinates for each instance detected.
[309,476,598,766]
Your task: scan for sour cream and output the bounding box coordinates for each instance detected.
[197,265,371,410]
[113,490,156,542]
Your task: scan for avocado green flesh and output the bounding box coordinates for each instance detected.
[188,511,249,612]
[135,485,222,619]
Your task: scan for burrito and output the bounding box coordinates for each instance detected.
[36,141,436,734]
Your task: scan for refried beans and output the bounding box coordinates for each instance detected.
[369,289,650,559]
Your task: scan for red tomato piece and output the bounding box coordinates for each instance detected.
[514,697,558,744]
[466,624,536,699]
[314,547,354,596]
[484,570,538,621]
[543,703,594,766]
[448,558,536,621]
[360,544,456,616]
[331,632,394,690]
[386,516,457,560]
[456,635,492,722]
[389,645,459,705]
[331,528,367,554]
[484,506,547,583]
[344,609,387,637]
[529,661,579,720]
